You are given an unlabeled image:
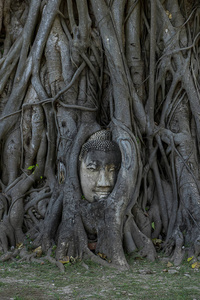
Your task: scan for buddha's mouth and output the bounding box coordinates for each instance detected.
[93,189,112,199]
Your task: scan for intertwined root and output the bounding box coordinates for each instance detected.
[0,0,200,269]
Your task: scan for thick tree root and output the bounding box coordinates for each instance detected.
[84,248,129,271]
[0,249,19,262]
[44,249,65,273]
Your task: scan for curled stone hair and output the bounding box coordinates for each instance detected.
[79,130,120,161]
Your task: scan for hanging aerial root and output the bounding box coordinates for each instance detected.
[129,218,157,261]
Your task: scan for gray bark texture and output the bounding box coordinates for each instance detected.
[0,0,200,270]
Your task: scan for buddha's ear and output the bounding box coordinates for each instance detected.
[119,139,134,170]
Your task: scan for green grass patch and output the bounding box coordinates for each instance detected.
[0,256,199,299]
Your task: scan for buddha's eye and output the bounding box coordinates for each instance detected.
[109,167,116,172]
[87,165,97,171]
[88,168,96,171]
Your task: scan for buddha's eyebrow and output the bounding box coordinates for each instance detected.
[86,161,98,167]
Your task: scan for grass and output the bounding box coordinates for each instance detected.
[0,255,199,299]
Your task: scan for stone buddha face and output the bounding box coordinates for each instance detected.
[79,131,121,203]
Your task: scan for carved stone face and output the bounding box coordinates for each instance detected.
[79,149,121,202]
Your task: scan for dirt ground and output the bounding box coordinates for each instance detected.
[0,255,200,300]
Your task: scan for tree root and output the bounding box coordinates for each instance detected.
[0,249,19,262]
[84,247,129,271]
[44,249,65,273]
[0,247,64,272]
[126,217,157,261]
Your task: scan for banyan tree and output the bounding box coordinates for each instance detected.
[0,0,200,271]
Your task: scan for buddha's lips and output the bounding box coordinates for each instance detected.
[93,190,112,199]
[93,188,112,194]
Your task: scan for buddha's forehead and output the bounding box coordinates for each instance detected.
[85,150,121,166]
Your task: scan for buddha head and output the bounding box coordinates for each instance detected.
[79,130,121,202]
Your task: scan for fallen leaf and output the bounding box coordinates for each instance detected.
[167,262,173,267]
[97,252,107,260]
[70,256,76,263]
[191,262,200,269]
[97,252,111,262]
[59,260,70,264]
[152,238,162,245]
[33,246,42,257]
[187,256,194,262]
[16,243,23,249]
[166,10,172,19]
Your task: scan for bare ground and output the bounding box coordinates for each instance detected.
[0,255,200,300]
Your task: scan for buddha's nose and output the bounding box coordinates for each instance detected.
[97,169,110,187]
